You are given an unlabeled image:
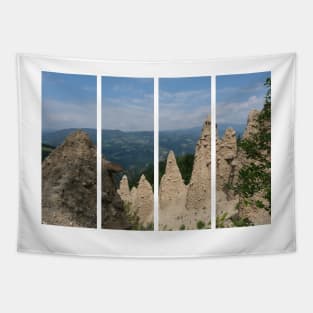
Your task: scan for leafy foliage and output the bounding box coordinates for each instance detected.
[216,213,228,228]
[128,163,154,189]
[232,77,271,213]
[42,143,55,161]
[197,220,205,229]
[231,215,253,227]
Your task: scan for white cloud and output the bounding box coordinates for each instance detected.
[43,87,263,132]
[102,94,153,131]
[217,95,263,124]
[43,99,96,130]
[102,88,211,131]
[159,89,211,130]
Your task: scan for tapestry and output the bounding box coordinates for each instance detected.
[17,53,296,257]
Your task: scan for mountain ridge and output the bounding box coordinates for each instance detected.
[42,124,245,187]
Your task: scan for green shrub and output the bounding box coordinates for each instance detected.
[197,220,205,229]
[228,77,271,215]
[231,215,253,227]
[216,213,228,228]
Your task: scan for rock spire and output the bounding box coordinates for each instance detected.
[186,115,211,215]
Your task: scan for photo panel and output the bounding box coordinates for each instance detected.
[101,77,154,230]
[216,72,271,228]
[159,77,211,230]
[41,72,97,228]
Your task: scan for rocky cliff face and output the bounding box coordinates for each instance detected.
[42,130,97,227]
[42,130,131,229]
[242,109,260,139]
[216,128,239,221]
[216,128,237,191]
[101,158,131,230]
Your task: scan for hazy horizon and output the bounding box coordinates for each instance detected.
[42,119,246,133]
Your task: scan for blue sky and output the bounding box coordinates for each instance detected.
[42,71,96,130]
[102,77,154,131]
[159,77,211,130]
[42,71,270,132]
[217,71,270,126]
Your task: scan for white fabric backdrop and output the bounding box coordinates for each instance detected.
[17,53,296,257]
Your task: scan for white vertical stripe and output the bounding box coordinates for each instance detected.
[211,76,216,229]
[154,78,159,231]
[97,76,102,229]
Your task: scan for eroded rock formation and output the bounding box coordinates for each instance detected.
[42,130,97,227]
[186,116,211,213]
[102,158,131,230]
[159,150,187,230]
[216,128,239,220]
[117,174,154,227]
[242,109,260,139]
[117,175,131,204]
[136,175,154,226]
[42,130,132,229]
[158,116,212,230]
[216,128,237,191]
[158,108,270,229]
[113,106,270,230]
[216,109,270,226]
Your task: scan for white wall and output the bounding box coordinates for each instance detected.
[0,1,311,312]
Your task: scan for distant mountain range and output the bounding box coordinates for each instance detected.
[42,124,245,185]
